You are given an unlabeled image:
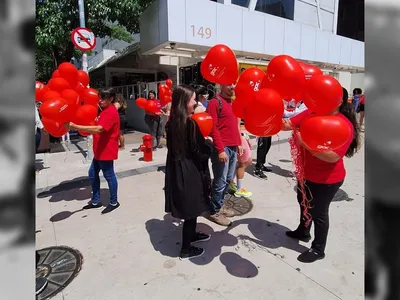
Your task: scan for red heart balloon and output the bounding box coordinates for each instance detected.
[165,79,173,88]
[200,44,238,85]
[298,62,323,80]
[52,70,61,78]
[300,115,352,151]
[136,97,147,109]
[47,77,71,93]
[41,117,68,137]
[83,88,99,106]
[61,89,80,115]
[58,62,78,86]
[75,82,85,99]
[145,100,161,114]
[232,97,247,119]
[234,67,265,112]
[303,75,343,114]
[74,105,98,125]
[39,98,70,123]
[262,55,306,100]
[42,91,61,103]
[35,81,48,102]
[243,88,284,137]
[77,70,90,87]
[191,112,213,137]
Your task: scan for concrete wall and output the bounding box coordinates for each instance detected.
[140,0,364,68]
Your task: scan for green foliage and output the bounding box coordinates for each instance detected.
[36,0,154,81]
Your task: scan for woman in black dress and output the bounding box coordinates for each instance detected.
[164,85,213,260]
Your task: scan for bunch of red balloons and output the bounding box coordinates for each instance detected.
[135,79,173,114]
[200,44,350,150]
[35,62,98,137]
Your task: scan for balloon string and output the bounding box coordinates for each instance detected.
[289,129,312,228]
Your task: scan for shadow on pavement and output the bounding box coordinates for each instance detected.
[145,215,308,278]
[44,188,109,222]
[246,162,294,179]
[35,159,49,171]
[219,252,259,278]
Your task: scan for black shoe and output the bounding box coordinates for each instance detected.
[36,277,48,295]
[286,230,311,243]
[261,165,272,172]
[101,202,120,214]
[297,248,325,263]
[192,232,211,244]
[157,144,163,149]
[179,246,205,260]
[254,169,268,179]
[152,147,157,151]
[83,203,102,210]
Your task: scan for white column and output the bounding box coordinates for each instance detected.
[333,0,339,34]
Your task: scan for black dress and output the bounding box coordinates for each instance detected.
[164,118,212,220]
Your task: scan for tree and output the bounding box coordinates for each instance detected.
[35,0,154,82]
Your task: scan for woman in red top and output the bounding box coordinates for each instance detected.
[281,87,361,263]
[66,88,120,214]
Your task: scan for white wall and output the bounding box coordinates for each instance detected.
[294,0,338,33]
[350,73,364,94]
[337,71,352,94]
[140,0,364,68]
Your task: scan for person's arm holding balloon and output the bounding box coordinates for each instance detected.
[295,131,341,163]
[65,113,113,135]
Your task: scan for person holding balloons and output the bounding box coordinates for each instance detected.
[65,88,121,215]
[206,84,242,227]
[281,87,361,263]
[144,90,163,150]
[164,85,213,260]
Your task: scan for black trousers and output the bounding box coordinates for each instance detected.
[144,115,162,147]
[181,218,197,252]
[296,180,343,254]
[256,136,272,167]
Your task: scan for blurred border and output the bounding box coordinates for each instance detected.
[365,1,400,299]
[0,0,36,298]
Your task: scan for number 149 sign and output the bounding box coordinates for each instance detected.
[190,25,212,39]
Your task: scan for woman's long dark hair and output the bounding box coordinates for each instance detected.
[340,87,361,157]
[167,85,195,156]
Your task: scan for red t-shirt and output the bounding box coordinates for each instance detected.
[93,105,120,161]
[360,94,365,104]
[290,109,354,184]
[206,94,241,153]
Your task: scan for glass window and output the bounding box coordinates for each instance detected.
[232,0,250,8]
[255,0,294,20]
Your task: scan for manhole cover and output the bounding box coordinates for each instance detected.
[36,246,83,300]
[224,194,253,216]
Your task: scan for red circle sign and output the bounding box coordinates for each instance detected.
[71,27,96,52]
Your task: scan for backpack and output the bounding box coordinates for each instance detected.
[215,95,223,117]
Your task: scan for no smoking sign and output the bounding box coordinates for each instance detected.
[71,27,96,52]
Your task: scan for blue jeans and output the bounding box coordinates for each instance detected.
[211,146,238,213]
[88,159,118,206]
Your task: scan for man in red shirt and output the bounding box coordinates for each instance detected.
[66,88,120,214]
[206,84,242,226]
